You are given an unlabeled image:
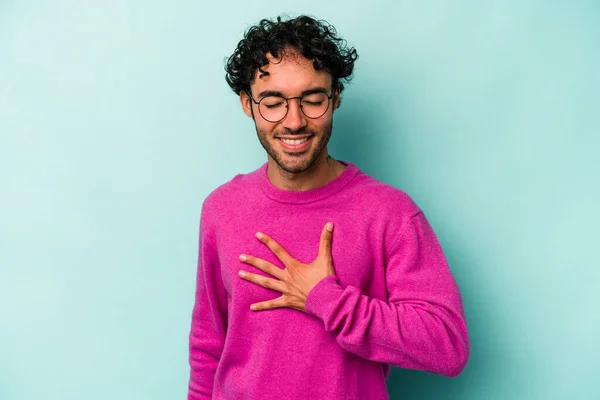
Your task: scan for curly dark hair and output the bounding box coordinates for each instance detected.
[225,15,358,105]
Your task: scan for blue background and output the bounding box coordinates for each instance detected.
[1,1,599,399]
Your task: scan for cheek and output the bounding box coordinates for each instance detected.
[311,117,333,133]
[255,121,277,137]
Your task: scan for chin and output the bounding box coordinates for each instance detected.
[276,159,312,174]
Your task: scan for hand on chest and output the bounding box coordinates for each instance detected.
[216,221,380,299]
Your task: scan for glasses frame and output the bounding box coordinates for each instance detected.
[245,89,334,123]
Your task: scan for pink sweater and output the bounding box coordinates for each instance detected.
[188,161,469,400]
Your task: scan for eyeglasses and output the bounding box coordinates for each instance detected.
[246,90,334,123]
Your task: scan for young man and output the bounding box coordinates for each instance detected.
[188,15,469,400]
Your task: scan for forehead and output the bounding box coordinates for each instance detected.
[250,51,332,95]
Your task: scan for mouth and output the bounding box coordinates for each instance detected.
[277,135,313,152]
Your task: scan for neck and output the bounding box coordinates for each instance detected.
[267,152,346,191]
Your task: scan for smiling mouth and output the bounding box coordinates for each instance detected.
[280,137,309,145]
[277,135,313,152]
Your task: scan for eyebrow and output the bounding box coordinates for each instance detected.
[256,86,330,99]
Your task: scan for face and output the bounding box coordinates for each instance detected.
[240,50,340,174]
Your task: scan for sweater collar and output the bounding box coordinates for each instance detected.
[258,160,360,204]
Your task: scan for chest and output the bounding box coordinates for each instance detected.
[213,210,386,304]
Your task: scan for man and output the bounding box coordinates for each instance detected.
[188,15,469,400]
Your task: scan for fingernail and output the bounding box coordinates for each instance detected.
[250,304,257,310]
[239,271,246,278]
[239,254,247,261]
[256,232,263,239]
[327,222,333,232]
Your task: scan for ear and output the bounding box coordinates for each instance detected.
[240,91,254,118]
[333,87,341,110]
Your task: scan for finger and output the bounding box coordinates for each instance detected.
[239,254,286,280]
[238,270,287,293]
[250,295,287,311]
[255,232,294,265]
[318,222,334,260]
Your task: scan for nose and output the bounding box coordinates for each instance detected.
[281,98,307,131]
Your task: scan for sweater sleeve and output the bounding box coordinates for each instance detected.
[187,209,228,399]
[304,211,470,377]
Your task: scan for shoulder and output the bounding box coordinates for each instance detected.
[200,164,263,221]
[347,169,430,248]
[349,168,422,218]
[343,166,426,242]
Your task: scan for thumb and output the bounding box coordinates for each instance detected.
[318,222,334,261]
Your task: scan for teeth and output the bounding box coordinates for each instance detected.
[281,137,309,145]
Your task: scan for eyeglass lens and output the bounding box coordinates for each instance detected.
[259,92,330,122]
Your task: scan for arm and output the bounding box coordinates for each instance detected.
[188,210,228,399]
[304,211,470,377]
